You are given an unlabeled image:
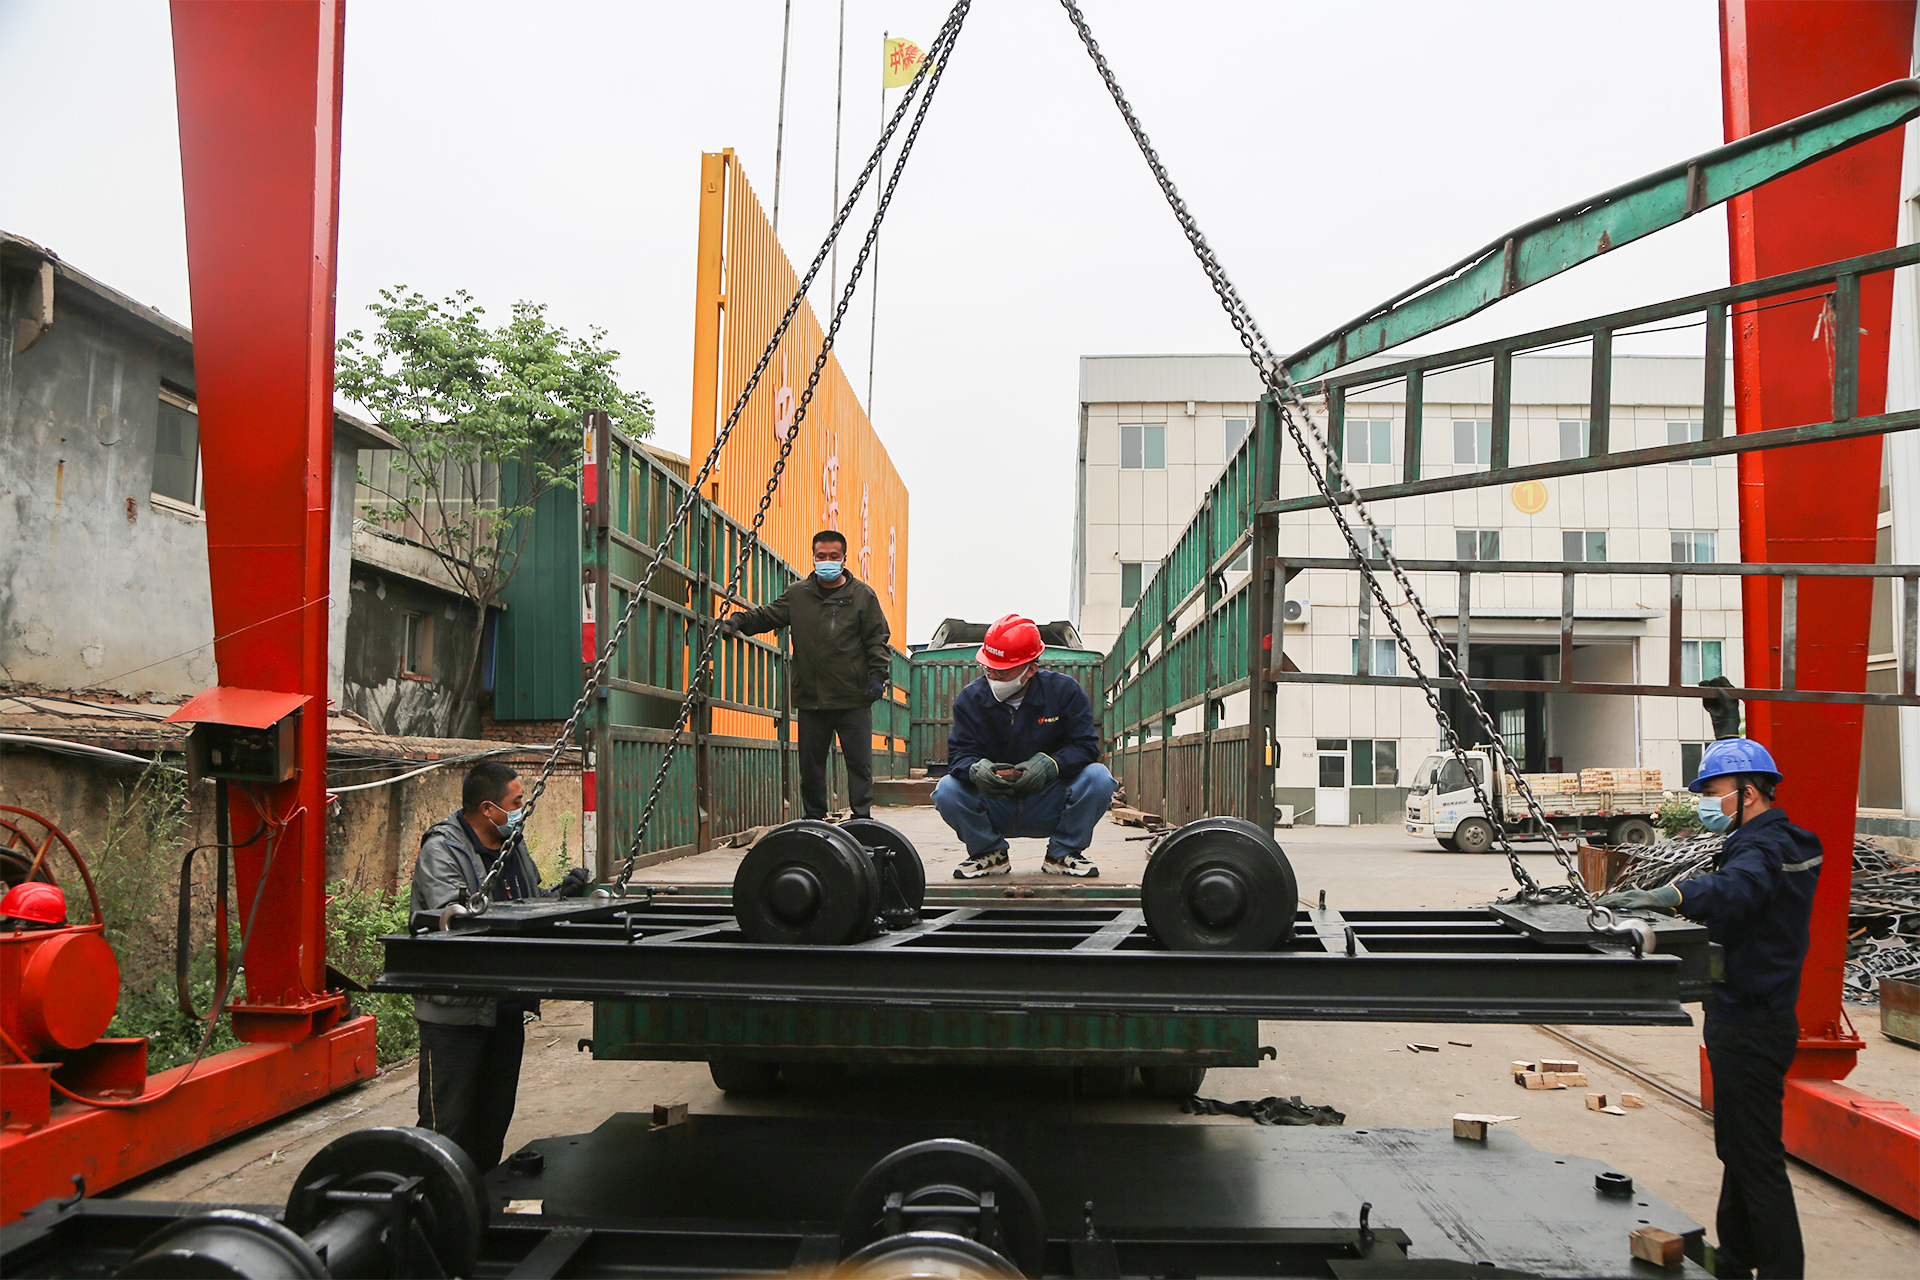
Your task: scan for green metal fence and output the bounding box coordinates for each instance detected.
[498,412,908,873]
[909,645,1105,771]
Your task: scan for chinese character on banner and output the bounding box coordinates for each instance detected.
[859,482,872,581]
[822,429,840,531]
[773,350,794,444]
[883,36,930,88]
[888,525,897,597]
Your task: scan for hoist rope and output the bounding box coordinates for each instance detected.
[467,0,972,912]
[1058,0,1625,938]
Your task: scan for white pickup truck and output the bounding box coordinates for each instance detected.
[1403,750,1662,852]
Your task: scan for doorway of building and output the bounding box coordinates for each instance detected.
[1315,739,1350,826]
[1439,644,1551,772]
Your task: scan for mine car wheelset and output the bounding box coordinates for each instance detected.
[731,813,1297,951]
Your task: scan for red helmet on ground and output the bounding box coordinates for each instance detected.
[1,882,68,926]
[977,615,1044,670]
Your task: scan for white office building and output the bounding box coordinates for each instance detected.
[1071,353,1741,825]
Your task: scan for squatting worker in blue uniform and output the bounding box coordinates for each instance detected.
[1598,737,1818,1280]
[410,761,590,1171]
[721,529,892,821]
[935,614,1115,879]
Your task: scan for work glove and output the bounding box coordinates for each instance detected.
[547,866,595,899]
[1595,884,1682,916]
[719,615,742,637]
[865,679,887,703]
[1700,675,1741,740]
[1008,753,1059,797]
[968,758,1018,798]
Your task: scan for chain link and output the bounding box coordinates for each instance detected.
[469,1,971,912]
[1060,0,1620,934]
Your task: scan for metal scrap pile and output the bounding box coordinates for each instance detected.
[1607,835,1920,1004]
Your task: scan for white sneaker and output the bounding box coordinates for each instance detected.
[954,849,1011,879]
[1042,853,1099,878]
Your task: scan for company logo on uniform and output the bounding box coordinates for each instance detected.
[1038,716,1060,724]
[984,644,1005,657]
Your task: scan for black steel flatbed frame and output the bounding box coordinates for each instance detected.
[377,899,1711,1026]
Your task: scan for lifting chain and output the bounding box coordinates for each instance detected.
[465,0,972,913]
[1060,0,1625,939]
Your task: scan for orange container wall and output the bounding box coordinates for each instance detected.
[690,151,911,745]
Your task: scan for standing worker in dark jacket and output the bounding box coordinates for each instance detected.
[935,614,1114,878]
[722,530,892,821]
[1599,737,1818,1279]
[410,761,590,1171]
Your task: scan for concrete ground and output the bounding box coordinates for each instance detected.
[120,809,1919,1276]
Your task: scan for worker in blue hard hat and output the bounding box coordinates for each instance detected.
[1598,730,1819,1280]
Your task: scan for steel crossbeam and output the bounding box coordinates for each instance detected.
[376,899,1710,1025]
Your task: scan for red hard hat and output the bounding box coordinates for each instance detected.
[1,882,67,926]
[977,615,1043,670]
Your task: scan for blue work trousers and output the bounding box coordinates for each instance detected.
[932,763,1116,861]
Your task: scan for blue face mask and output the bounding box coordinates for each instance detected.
[814,560,844,582]
[1697,793,1734,833]
[494,804,526,834]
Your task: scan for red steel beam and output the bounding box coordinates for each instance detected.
[169,0,346,1034]
[1717,0,1919,1215]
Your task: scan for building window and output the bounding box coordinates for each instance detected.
[402,611,434,677]
[1668,420,1710,465]
[1224,417,1249,458]
[1121,423,1165,470]
[1351,637,1399,676]
[1456,529,1500,561]
[1453,419,1492,466]
[1341,418,1392,466]
[1120,561,1146,608]
[1229,547,1251,573]
[1498,707,1526,760]
[152,388,202,508]
[1681,639,1723,687]
[1672,530,1717,563]
[1559,419,1591,461]
[1367,527,1394,559]
[1681,741,1706,788]
[1351,738,1399,787]
[1562,529,1607,562]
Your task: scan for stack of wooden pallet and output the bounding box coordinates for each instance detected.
[1517,772,1580,794]
[1578,767,1663,792]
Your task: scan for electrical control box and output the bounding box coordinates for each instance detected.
[166,687,309,784]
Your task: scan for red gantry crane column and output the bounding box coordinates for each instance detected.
[1717,0,1920,1216]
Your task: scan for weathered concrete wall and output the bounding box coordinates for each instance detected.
[343,557,484,739]
[0,257,358,703]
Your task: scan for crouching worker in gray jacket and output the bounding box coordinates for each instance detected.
[409,761,591,1171]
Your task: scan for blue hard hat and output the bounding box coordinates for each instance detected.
[1688,737,1782,793]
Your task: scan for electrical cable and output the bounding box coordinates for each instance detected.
[325,745,529,793]
[0,733,187,772]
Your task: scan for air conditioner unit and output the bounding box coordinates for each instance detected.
[1283,598,1309,625]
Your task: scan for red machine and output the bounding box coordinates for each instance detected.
[0,1,374,1222]
[1707,0,1920,1218]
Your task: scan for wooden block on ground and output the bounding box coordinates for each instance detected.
[1410,1042,1440,1052]
[651,1101,688,1129]
[1518,1072,1557,1090]
[1539,1058,1580,1074]
[1586,1093,1607,1111]
[1510,1060,1537,1075]
[1109,806,1169,830]
[1620,1092,1645,1108]
[504,1199,544,1215]
[1541,1072,1587,1088]
[1629,1227,1686,1267]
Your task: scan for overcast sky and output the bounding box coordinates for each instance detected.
[0,0,1729,641]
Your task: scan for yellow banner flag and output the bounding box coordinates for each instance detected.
[882,36,931,88]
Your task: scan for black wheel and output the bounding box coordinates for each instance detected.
[840,817,926,912]
[285,1127,486,1279]
[1436,836,1460,852]
[1608,817,1656,847]
[781,1061,850,1092]
[839,1139,1046,1279]
[1142,816,1298,950]
[733,820,879,944]
[1075,1065,1133,1098]
[1452,818,1495,855]
[709,1057,779,1094]
[1140,1065,1208,1098]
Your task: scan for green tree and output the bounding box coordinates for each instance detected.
[338,288,652,736]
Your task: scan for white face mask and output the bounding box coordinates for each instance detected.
[987,671,1029,702]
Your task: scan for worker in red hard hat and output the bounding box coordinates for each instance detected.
[1598,728,1816,1280]
[934,614,1114,878]
[1,881,68,930]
